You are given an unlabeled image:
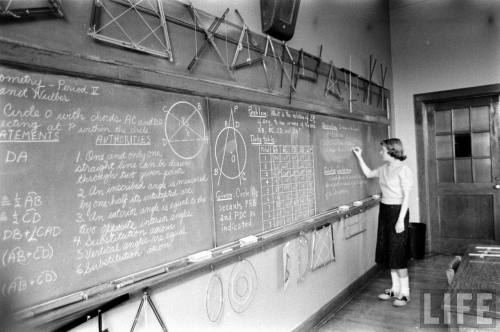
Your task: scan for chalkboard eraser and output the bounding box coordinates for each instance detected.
[353,201,363,206]
[371,194,381,199]
[188,250,213,263]
[239,235,259,246]
[338,205,350,211]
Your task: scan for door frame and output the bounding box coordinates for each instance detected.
[414,84,500,253]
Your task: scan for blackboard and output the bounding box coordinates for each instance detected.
[0,65,388,312]
[0,66,214,310]
[209,99,315,245]
[313,115,387,211]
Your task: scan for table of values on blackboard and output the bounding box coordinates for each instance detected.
[209,99,316,245]
[0,66,386,311]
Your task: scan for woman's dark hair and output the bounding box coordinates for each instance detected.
[380,138,407,161]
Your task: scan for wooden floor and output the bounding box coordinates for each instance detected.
[315,254,455,332]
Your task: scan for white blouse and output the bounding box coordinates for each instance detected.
[374,163,413,205]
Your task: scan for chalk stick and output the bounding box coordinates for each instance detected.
[26,291,86,316]
[469,253,500,258]
[188,250,213,263]
[239,235,258,246]
[353,201,363,206]
[115,279,134,289]
[476,246,500,250]
[114,265,166,289]
[371,194,381,199]
[338,205,350,211]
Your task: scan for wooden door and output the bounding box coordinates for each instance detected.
[426,96,500,253]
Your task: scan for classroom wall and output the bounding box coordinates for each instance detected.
[189,0,393,90]
[70,210,378,332]
[0,0,392,330]
[389,0,500,225]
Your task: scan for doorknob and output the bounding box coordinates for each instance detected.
[494,184,500,190]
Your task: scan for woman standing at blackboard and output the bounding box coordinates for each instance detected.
[352,138,413,307]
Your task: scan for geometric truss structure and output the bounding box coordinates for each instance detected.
[130,290,168,332]
[310,223,335,271]
[0,0,64,18]
[324,60,343,100]
[294,46,322,89]
[234,34,295,94]
[88,0,173,61]
[185,4,233,78]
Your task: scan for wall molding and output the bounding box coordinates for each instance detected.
[292,263,381,332]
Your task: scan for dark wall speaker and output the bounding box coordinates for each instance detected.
[260,0,301,41]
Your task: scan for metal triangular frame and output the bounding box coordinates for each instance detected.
[88,0,173,60]
[229,10,272,90]
[186,4,233,79]
[379,63,388,112]
[310,224,335,271]
[340,62,360,112]
[230,9,253,70]
[277,40,296,92]
[0,0,64,18]
[232,34,293,93]
[324,61,343,101]
[130,290,168,332]
[294,46,322,89]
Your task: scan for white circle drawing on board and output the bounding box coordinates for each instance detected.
[206,273,224,323]
[163,101,208,160]
[214,108,247,185]
[228,259,257,313]
[215,127,247,179]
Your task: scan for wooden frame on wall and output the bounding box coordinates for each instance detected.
[88,0,174,60]
[0,0,64,18]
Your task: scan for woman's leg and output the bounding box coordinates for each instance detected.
[397,268,409,297]
[378,269,400,300]
[393,268,410,306]
[390,269,400,295]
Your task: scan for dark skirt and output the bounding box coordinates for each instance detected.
[375,203,410,269]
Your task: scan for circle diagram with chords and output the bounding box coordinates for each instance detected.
[214,109,247,184]
[164,101,208,160]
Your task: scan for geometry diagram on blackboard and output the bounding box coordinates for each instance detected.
[214,107,247,185]
[163,101,208,160]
